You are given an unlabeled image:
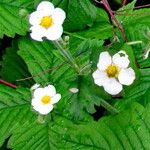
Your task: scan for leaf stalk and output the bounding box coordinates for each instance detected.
[52,40,81,74]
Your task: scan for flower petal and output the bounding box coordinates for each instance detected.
[52,8,66,25]
[103,78,123,95]
[31,83,40,91]
[92,69,109,86]
[44,85,56,97]
[97,51,112,71]
[29,11,43,26]
[34,104,53,115]
[46,25,63,40]
[51,94,61,104]
[37,1,54,15]
[112,50,130,69]
[118,68,135,85]
[31,98,39,108]
[33,88,44,98]
[30,25,46,41]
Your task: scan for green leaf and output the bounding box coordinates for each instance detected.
[0,0,35,38]
[18,38,55,85]
[0,85,34,147]
[5,98,150,150]
[52,0,97,31]
[62,102,150,150]
[1,41,33,87]
[65,8,112,41]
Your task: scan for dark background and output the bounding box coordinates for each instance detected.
[0,0,149,149]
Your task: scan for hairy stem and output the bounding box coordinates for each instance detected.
[0,79,17,89]
[100,99,119,115]
[52,40,80,74]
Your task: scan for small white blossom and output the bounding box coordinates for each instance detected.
[31,84,61,115]
[29,1,66,41]
[92,51,135,95]
[69,88,79,93]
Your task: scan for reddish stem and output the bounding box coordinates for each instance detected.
[122,0,127,6]
[0,79,17,89]
[101,0,127,41]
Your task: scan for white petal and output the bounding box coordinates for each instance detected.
[31,98,39,108]
[29,11,43,26]
[103,78,123,95]
[92,69,109,86]
[118,68,135,85]
[34,104,53,115]
[37,1,54,15]
[33,88,44,98]
[44,85,56,97]
[112,51,130,69]
[31,84,40,91]
[97,51,112,71]
[30,25,46,41]
[46,25,63,40]
[51,94,61,104]
[52,8,66,25]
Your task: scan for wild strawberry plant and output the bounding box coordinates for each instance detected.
[0,0,150,149]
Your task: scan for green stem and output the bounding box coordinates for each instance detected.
[64,31,86,40]
[52,40,80,74]
[37,114,45,124]
[100,99,119,115]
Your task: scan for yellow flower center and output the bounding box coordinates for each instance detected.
[106,65,119,78]
[40,16,53,28]
[41,95,51,104]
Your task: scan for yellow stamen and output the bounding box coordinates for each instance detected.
[106,65,119,77]
[40,16,53,28]
[41,96,51,104]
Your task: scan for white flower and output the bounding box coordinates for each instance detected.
[31,84,61,115]
[29,1,66,41]
[92,51,135,95]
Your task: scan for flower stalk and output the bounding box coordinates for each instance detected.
[100,99,119,114]
[52,40,81,74]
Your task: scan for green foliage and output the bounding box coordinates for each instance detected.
[18,37,108,120]
[1,41,33,87]
[0,0,150,149]
[116,1,150,67]
[0,85,34,147]
[0,0,32,38]
[51,0,97,31]
[0,86,149,150]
